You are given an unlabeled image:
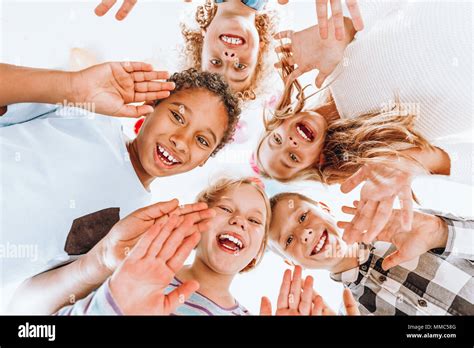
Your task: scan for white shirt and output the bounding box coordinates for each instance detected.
[0,103,151,291]
[329,0,473,185]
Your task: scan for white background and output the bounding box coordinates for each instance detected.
[1,0,473,313]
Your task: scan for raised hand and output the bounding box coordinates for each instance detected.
[312,288,360,315]
[99,199,215,272]
[71,62,175,118]
[94,0,138,21]
[339,203,448,270]
[260,266,315,315]
[274,16,355,87]
[339,159,428,245]
[314,0,364,40]
[109,215,201,315]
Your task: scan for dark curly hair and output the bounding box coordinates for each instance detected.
[154,68,241,156]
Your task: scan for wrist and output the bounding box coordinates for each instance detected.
[429,215,449,250]
[77,243,113,286]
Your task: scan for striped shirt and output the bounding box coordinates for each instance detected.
[55,277,249,316]
[331,210,474,315]
[214,0,267,11]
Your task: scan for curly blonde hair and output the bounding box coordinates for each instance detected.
[196,176,270,273]
[256,59,434,185]
[180,0,278,101]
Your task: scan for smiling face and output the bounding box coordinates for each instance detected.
[135,88,228,177]
[201,12,260,93]
[258,111,328,180]
[269,195,344,270]
[196,183,268,275]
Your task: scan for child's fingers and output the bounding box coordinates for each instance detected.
[133,198,179,221]
[169,202,209,217]
[346,0,364,31]
[289,266,302,310]
[341,205,357,215]
[343,288,360,315]
[116,104,153,118]
[95,0,117,16]
[179,208,216,235]
[126,219,165,260]
[162,280,199,314]
[166,232,201,273]
[311,295,324,315]
[382,249,406,271]
[135,81,175,93]
[316,0,329,39]
[115,0,138,21]
[273,30,294,40]
[365,195,396,243]
[298,276,314,315]
[277,269,292,309]
[340,165,367,194]
[399,185,414,232]
[275,43,292,54]
[146,215,181,257]
[120,61,153,74]
[259,297,273,316]
[156,217,191,261]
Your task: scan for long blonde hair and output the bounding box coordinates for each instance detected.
[256,57,434,185]
[180,0,278,101]
[196,176,271,273]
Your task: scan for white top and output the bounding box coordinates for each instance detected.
[0,103,151,289]
[329,0,473,185]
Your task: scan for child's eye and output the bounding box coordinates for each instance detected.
[248,218,262,225]
[299,212,308,223]
[171,110,184,125]
[234,62,247,70]
[210,58,222,66]
[197,136,210,147]
[290,153,299,162]
[273,133,282,145]
[219,206,232,213]
[285,235,294,248]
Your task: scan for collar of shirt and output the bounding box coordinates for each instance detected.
[330,243,373,283]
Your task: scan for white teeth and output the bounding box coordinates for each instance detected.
[221,35,243,45]
[297,126,310,141]
[157,145,180,165]
[315,235,327,253]
[218,234,243,249]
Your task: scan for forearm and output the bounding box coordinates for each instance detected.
[401,146,450,176]
[0,64,76,107]
[7,244,111,314]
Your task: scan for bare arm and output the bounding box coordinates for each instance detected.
[7,243,110,315]
[0,64,75,107]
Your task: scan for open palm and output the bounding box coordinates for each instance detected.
[275,18,353,87]
[73,62,175,118]
[109,215,201,315]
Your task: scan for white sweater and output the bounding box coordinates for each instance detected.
[328,0,473,185]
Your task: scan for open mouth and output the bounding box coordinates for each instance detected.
[310,229,329,256]
[216,232,245,254]
[220,34,246,47]
[296,122,315,142]
[155,144,182,168]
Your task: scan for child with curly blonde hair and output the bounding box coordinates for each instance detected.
[180,0,278,101]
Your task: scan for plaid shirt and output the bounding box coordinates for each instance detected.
[331,210,474,315]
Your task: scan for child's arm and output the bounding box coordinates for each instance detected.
[0,62,174,118]
[7,200,214,314]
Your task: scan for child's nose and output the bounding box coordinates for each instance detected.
[288,136,298,147]
[230,216,246,230]
[169,136,187,154]
[299,228,313,244]
[223,50,237,62]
